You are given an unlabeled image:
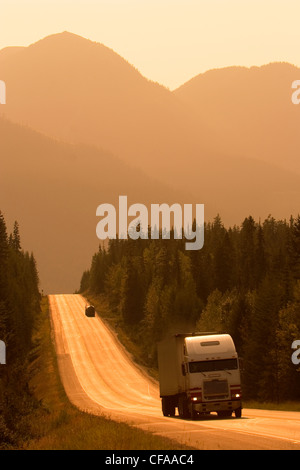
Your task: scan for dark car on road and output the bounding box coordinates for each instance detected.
[85,305,96,317]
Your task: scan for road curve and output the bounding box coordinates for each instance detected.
[49,294,300,450]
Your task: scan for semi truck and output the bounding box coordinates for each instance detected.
[157,333,242,419]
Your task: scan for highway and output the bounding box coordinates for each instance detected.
[49,294,300,450]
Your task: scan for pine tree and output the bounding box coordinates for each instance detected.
[242,276,283,401]
[120,256,144,325]
[0,212,9,300]
[255,224,267,286]
[9,222,21,253]
[239,216,257,290]
[0,213,40,447]
[214,231,235,293]
[289,215,300,280]
[276,281,300,400]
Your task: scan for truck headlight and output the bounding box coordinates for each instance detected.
[190,393,201,402]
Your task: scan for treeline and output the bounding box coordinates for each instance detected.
[80,214,300,402]
[0,212,41,448]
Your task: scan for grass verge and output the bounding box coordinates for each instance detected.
[24,296,193,450]
[243,401,300,412]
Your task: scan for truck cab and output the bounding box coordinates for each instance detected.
[158,333,242,419]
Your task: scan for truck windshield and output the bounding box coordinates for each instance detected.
[189,358,238,373]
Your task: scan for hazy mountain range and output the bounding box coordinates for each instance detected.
[0,117,190,293]
[1,31,300,292]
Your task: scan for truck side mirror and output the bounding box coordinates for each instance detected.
[181,363,186,376]
[238,357,244,371]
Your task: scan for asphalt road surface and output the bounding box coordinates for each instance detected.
[49,294,300,450]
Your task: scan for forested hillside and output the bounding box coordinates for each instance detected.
[80,214,300,402]
[0,212,40,448]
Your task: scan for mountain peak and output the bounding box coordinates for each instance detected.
[23,30,139,74]
[29,31,98,49]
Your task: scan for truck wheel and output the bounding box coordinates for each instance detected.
[178,395,191,419]
[162,397,175,417]
[162,397,169,416]
[169,400,176,417]
[235,408,242,418]
[191,407,198,420]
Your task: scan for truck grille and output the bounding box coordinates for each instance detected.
[203,379,229,400]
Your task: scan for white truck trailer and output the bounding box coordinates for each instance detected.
[157,333,242,419]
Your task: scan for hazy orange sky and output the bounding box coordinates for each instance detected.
[1,0,300,89]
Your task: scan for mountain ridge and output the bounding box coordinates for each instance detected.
[174,61,300,173]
